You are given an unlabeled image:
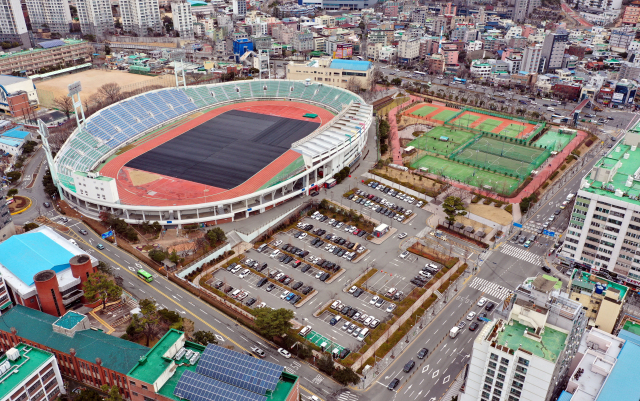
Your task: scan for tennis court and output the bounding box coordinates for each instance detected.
[412,155,521,194]
[412,105,439,117]
[433,109,461,122]
[451,112,481,128]
[533,130,576,151]
[499,123,526,137]
[306,330,346,354]
[476,118,503,132]
[468,137,546,163]
[408,126,476,156]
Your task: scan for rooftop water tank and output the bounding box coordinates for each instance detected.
[595,284,604,294]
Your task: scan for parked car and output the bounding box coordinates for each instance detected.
[277,348,291,358]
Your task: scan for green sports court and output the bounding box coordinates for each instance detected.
[411,155,520,194]
[533,130,576,152]
[475,118,503,132]
[499,123,526,137]
[411,105,439,117]
[407,126,476,156]
[432,109,461,122]
[451,113,481,128]
[306,330,346,355]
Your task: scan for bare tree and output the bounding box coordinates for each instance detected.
[346,76,361,94]
[97,83,122,105]
[369,67,383,93]
[53,96,74,120]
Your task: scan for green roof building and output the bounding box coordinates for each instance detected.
[0,343,65,401]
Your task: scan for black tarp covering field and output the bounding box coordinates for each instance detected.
[126,110,319,189]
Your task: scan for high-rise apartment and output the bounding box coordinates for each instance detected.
[25,0,72,34]
[514,0,540,22]
[171,1,194,39]
[119,0,162,36]
[232,0,247,16]
[521,44,543,73]
[76,0,114,38]
[0,0,30,48]
[541,31,569,72]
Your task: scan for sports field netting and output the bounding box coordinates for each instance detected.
[499,123,526,137]
[475,118,502,132]
[412,155,520,195]
[407,126,477,156]
[412,105,438,117]
[533,130,576,152]
[451,113,481,128]
[433,109,461,122]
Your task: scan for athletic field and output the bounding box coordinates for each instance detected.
[411,105,439,117]
[412,155,521,195]
[407,127,476,156]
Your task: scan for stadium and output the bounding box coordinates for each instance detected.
[46,80,373,227]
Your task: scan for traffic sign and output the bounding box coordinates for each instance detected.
[543,230,555,237]
[512,222,523,228]
[101,230,114,239]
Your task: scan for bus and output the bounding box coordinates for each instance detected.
[137,269,153,282]
[453,77,467,84]
[414,71,426,76]
[325,178,337,189]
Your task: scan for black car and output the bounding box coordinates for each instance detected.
[348,194,354,200]
[417,348,429,359]
[388,378,400,390]
[485,302,495,312]
[257,263,268,272]
[289,295,301,304]
[358,231,366,237]
[477,312,487,321]
[554,209,561,215]
[282,244,291,251]
[43,202,51,208]
[311,238,319,245]
[337,249,345,257]
[314,241,323,248]
[325,234,333,240]
[245,298,257,307]
[278,254,287,262]
[293,231,302,238]
[320,272,330,281]
[347,308,358,318]
[301,264,311,273]
[265,283,275,292]
[224,286,234,294]
[341,305,351,315]
[469,322,479,331]
[339,348,350,359]
[403,360,415,373]
[213,281,224,289]
[302,286,313,295]
[283,277,293,285]
[541,265,551,273]
[338,238,346,245]
[353,288,364,297]
[256,277,268,287]
[292,281,303,290]
[292,260,302,268]
[227,263,237,272]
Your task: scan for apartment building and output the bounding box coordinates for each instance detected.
[286,57,372,89]
[514,0,540,22]
[0,40,92,75]
[541,31,569,72]
[0,343,65,401]
[0,0,30,48]
[398,36,420,64]
[521,44,543,74]
[292,32,314,52]
[573,0,622,11]
[463,274,585,401]
[171,1,194,39]
[609,28,635,50]
[76,0,114,38]
[622,1,640,24]
[119,0,162,36]
[563,132,640,288]
[232,0,246,15]
[568,269,627,333]
[25,0,72,34]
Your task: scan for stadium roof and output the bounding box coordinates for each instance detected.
[329,59,372,71]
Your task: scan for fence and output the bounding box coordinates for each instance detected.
[176,242,231,278]
[235,200,319,243]
[443,107,546,142]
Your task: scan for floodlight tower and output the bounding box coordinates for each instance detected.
[68,81,86,127]
[258,49,271,79]
[172,49,187,88]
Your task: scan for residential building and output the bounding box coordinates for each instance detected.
[292,32,314,52]
[505,55,523,74]
[563,132,640,286]
[25,0,72,34]
[171,1,194,39]
[467,40,483,51]
[514,0,540,22]
[398,36,420,64]
[127,330,299,401]
[119,0,162,36]
[0,76,38,118]
[0,343,65,401]
[541,31,569,72]
[76,0,113,38]
[286,57,372,89]
[0,306,148,398]
[619,61,640,81]
[622,1,640,24]
[521,44,543,74]
[378,45,396,63]
[0,0,29,48]
[232,0,246,15]
[0,226,99,316]
[573,0,622,11]
[470,60,492,78]
[563,55,579,70]
[0,190,15,242]
[463,274,585,401]
[568,269,627,333]
[610,28,635,50]
[552,83,582,101]
[443,44,459,65]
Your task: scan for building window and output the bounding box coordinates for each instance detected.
[488,362,497,369]
[132,393,138,397]
[510,388,522,397]
[500,358,509,365]
[512,380,524,389]
[130,381,136,387]
[499,366,508,374]
[514,373,526,382]
[490,353,499,361]
[517,357,529,366]
[483,384,492,391]
[141,385,148,390]
[493,388,502,396]
[486,368,495,377]
[485,377,493,385]
[144,398,155,401]
[482,392,491,399]
[495,381,504,389]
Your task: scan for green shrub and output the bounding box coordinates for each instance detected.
[542,182,549,189]
[504,204,513,213]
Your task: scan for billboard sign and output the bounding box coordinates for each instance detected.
[612,92,625,103]
[67,81,82,97]
[334,43,353,59]
[543,230,555,237]
[512,222,523,228]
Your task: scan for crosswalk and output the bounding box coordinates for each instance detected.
[336,391,360,401]
[469,277,513,302]
[500,244,542,265]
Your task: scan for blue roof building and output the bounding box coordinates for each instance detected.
[329,59,372,71]
[1,126,30,140]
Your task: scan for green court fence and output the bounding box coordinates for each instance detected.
[442,107,546,142]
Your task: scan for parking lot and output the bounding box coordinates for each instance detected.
[208,202,435,360]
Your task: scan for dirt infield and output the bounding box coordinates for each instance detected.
[36,70,167,100]
[467,204,512,226]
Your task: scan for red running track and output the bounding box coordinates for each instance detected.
[101,100,334,207]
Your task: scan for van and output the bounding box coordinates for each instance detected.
[332,348,340,358]
[230,289,241,298]
[547,107,554,111]
[299,326,312,337]
[357,328,370,341]
[270,249,281,258]
[330,315,342,326]
[257,244,267,252]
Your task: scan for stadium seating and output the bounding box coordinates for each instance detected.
[54,80,362,190]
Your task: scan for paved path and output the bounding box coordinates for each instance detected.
[389,95,421,165]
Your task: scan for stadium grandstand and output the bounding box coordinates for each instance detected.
[46,80,373,226]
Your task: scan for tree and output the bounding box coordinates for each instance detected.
[6,171,21,183]
[100,385,123,401]
[98,83,122,105]
[97,260,114,275]
[149,249,167,263]
[192,330,219,346]
[391,77,402,86]
[370,67,383,92]
[139,299,160,346]
[83,272,123,310]
[333,367,360,385]
[7,188,17,196]
[442,196,467,224]
[54,95,74,119]
[205,227,226,246]
[346,76,361,93]
[317,353,335,375]
[24,222,39,232]
[104,44,111,55]
[254,308,294,338]
[74,389,102,401]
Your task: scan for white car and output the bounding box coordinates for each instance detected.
[399,251,409,259]
[230,265,242,274]
[386,304,397,313]
[274,240,283,247]
[257,302,267,308]
[238,269,250,279]
[277,348,291,359]
[349,286,357,294]
[398,232,408,239]
[280,291,290,299]
[477,297,487,307]
[315,271,323,279]
[467,312,477,320]
[299,233,307,239]
[370,296,380,305]
[416,201,424,208]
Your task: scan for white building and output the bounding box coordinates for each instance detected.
[232,0,246,16]
[76,0,114,38]
[470,60,492,77]
[119,0,162,36]
[0,344,65,401]
[25,0,72,34]
[463,275,585,401]
[610,28,635,50]
[398,37,420,64]
[171,1,194,39]
[573,0,622,11]
[521,44,543,73]
[467,40,483,51]
[505,26,523,39]
[514,0,540,22]
[378,45,397,62]
[0,0,29,48]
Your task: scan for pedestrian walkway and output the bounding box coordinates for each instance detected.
[500,244,542,265]
[336,390,361,401]
[469,277,513,301]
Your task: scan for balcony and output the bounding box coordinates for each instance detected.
[62,289,84,305]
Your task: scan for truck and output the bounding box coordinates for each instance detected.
[325,178,337,189]
[449,327,460,338]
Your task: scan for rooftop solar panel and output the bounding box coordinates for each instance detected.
[196,344,284,395]
[38,39,66,49]
[174,371,266,401]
